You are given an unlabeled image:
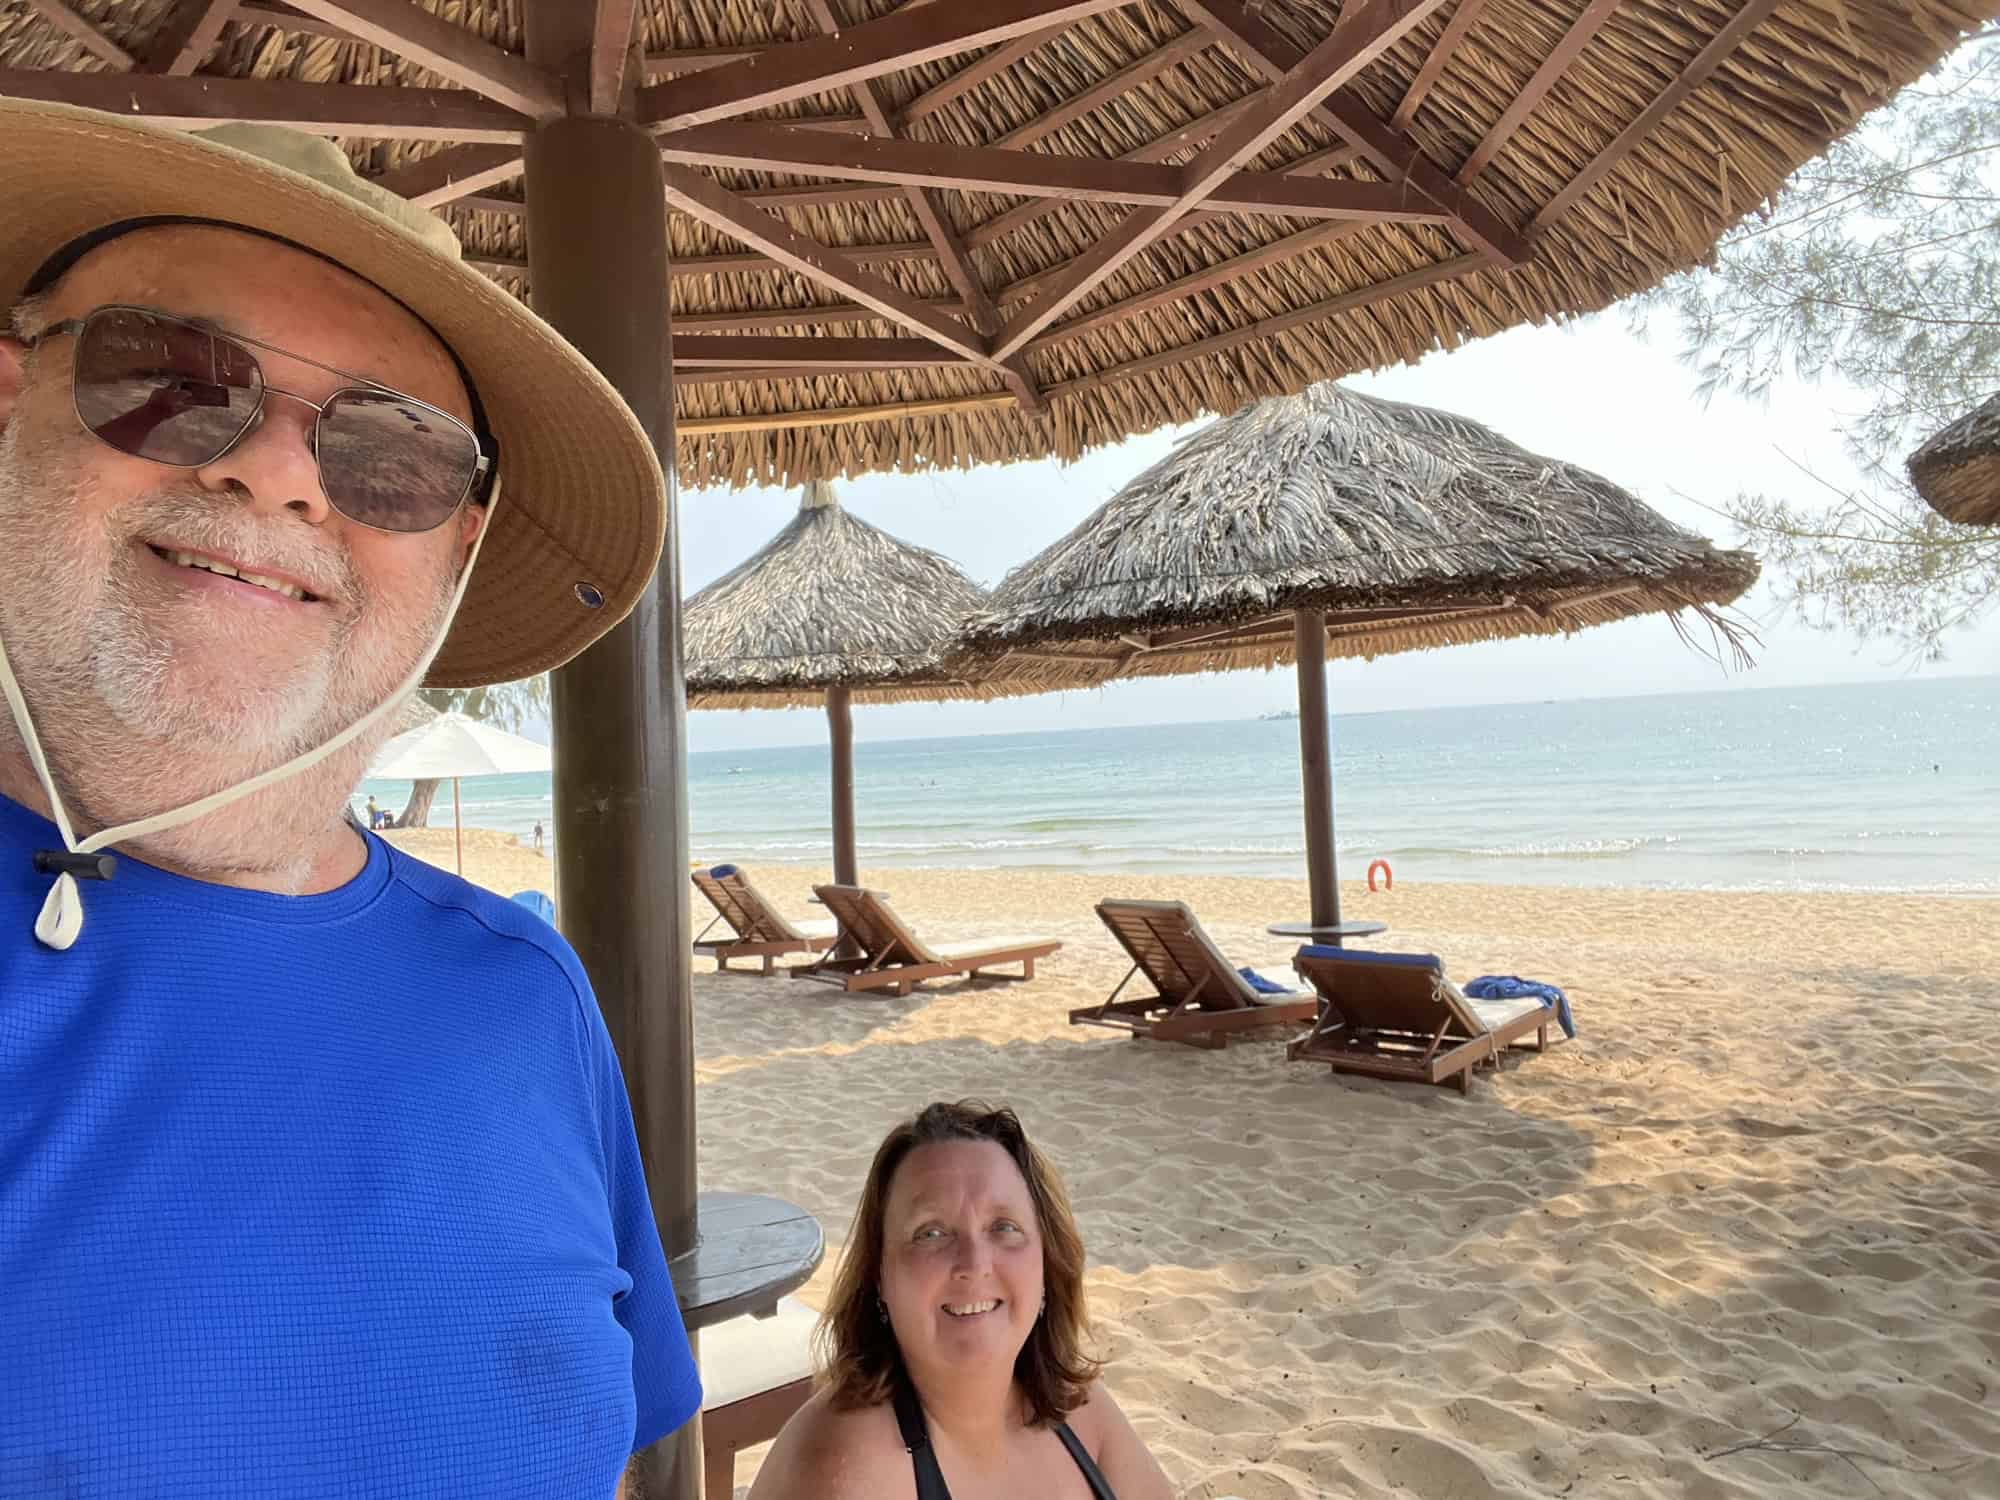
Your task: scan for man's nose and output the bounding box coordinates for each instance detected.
[193,393,333,525]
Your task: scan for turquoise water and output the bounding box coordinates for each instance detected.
[356,676,2000,894]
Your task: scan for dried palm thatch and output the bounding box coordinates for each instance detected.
[958,380,1760,685]
[1907,393,2000,527]
[684,479,1006,707]
[3,1,1988,492]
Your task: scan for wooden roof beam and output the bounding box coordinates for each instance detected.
[1455,0,1619,183]
[232,1,353,40]
[23,0,135,68]
[282,1,562,117]
[1047,250,1482,394]
[1529,0,1785,233]
[797,0,1039,407]
[671,335,972,368]
[1178,0,1530,264]
[638,0,1131,130]
[672,299,966,332]
[469,243,944,285]
[896,32,1053,126]
[991,25,1214,149]
[0,68,530,140]
[992,0,1451,360]
[589,0,642,114]
[661,163,992,364]
[141,0,240,74]
[1390,0,1491,128]
[372,142,524,206]
[653,122,1452,223]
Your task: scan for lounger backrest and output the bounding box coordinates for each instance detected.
[1095,900,1253,1009]
[693,869,802,943]
[1294,947,1485,1036]
[812,885,939,965]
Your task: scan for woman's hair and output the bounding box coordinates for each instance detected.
[816,1100,1101,1424]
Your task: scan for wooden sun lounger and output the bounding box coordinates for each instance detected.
[789,884,1060,996]
[1075,899,1319,1050]
[692,866,839,974]
[699,1296,816,1500]
[1287,947,1553,1093]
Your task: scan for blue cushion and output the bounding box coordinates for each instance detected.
[510,890,556,925]
[1297,945,1441,970]
[708,864,739,878]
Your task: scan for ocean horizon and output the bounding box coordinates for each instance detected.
[357,674,2000,895]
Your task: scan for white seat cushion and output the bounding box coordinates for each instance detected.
[1239,969,1307,1001]
[931,935,1055,961]
[1466,995,1548,1032]
[700,1296,817,1411]
[795,918,839,942]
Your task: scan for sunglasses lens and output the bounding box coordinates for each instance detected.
[317,389,478,533]
[73,308,261,466]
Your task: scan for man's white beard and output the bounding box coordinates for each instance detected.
[0,421,456,884]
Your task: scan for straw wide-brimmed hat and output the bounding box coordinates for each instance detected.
[0,97,666,689]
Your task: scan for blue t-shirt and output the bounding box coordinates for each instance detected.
[0,794,700,1497]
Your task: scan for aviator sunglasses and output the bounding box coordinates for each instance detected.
[24,305,493,534]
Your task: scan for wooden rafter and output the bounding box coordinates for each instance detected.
[661,163,992,365]
[992,0,1453,361]
[0,68,530,140]
[1046,251,1482,395]
[652,122,1452,223]
[24,0,135,68]
[991,25,1214,149]
[672,298,966,332]
[672,335,970,368]
[589,0,643,113]
[896,31,1052,125]
[797,0,1038,406]
[1178,0,1530,264]
[372,142,523,205]
[1529,0,1785,233]
[1390,0,1490,128]
[1456,0,1620,183]
[282,2,559,116]
[638,0,1128,130]
[141,0,240,74]
[468,242,943,284]
[676,393,1016,436]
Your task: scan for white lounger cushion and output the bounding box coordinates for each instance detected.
[1241,968,1308,1000]
[932,935,1056,961]
[700,1296,817,1412]
[795,918,839,942]
[1465,995,1549,1032]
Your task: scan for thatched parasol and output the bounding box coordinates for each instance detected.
[685,480,1004,883]
[959,380,1760,926]
[1907,393,2000,527]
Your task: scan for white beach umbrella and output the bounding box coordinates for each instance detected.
[369,712,551,875]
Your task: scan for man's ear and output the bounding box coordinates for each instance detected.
[0,336,25,437]
[457,497,486,564]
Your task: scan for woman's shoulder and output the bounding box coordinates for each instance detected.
[746,1387,912,1500]
[1054,1379,1177,1500]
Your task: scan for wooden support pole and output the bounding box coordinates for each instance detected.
[452,775,463,876]
[827,686,858,889]
[1293,609,1341,931]
[523,52,701,1500]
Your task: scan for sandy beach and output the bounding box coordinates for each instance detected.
[390,826,2000,1498]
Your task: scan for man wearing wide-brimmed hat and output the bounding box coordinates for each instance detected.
[0,101,698,1496]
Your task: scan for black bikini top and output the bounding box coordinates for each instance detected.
[891,1380,1117,1500]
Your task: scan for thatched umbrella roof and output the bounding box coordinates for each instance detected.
[1907,393,2000,527]
[684,480,1000,707]
[3,2,1986,490]
[959,381,1759,686]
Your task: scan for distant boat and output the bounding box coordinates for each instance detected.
[1259,709,1299,721]
[727,766,749,775]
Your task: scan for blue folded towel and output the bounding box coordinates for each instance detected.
[1236,966,1291,995]
[1464,975,1575,1039]
[709,863,739,878]
[511,890,556,926]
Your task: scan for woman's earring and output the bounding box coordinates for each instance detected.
[1038,1294,1046,1318]
[877,1296,890,1325]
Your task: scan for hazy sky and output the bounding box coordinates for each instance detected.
[677,304,1999,754]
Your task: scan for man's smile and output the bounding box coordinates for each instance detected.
[141,540,323,606]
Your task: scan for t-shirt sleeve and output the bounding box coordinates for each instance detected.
[578,994,703,1452]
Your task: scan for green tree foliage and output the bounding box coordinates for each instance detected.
[1638,29,1998,659]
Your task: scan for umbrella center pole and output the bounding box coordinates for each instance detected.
[827,686,858,889]
[1293,609,1341,931]
[452,776,462,876]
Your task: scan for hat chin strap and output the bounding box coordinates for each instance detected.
[0,477,502,951]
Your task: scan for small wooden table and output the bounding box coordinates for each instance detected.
[673,1190,824,1333]
[1266,919,1388,947]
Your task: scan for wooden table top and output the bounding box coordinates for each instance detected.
[672,1190,825,1333]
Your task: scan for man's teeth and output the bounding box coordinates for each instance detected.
[168,550,307,601]
[944,1301,999,1317]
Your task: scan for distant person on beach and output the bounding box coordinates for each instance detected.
[0,109,695,1495]
[365,793,385,830]
[750,1101,1172,1499]
[533,819,544,852]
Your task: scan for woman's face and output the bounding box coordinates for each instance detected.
[879,1140,1045,1380]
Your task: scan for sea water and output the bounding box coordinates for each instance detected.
[354,676,2000,894]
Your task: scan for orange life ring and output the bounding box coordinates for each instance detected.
[1367,859,1393,892]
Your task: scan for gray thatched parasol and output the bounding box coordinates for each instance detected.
[685,480,1003,883]
[1907,393,2000,528]
[959,381,1759,928]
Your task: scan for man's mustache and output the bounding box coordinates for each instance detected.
[119,490,359,607]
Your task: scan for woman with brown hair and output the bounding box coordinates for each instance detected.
[749,1100,1174,1499]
